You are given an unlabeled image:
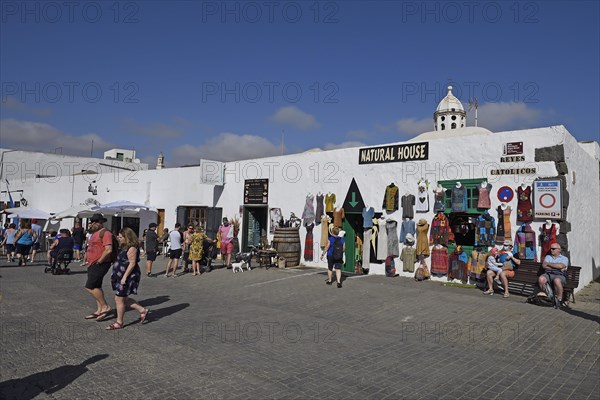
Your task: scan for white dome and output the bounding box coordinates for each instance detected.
[436,86,464,112]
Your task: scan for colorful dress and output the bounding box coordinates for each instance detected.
[430,246,448,276]
[514,223,537,261]
[451,186,468,212]
[540,223,557,258]
[477,183,492,209]
[304,223,314,261]
[382,185,399,212]
[111,247,141,297]
[429,212,452,246]
[433,187,447,212]
[475,211,496,246]
[495,206,513,245]
[448,249,469,283]
[189,232,206,261]
[517,186,533,222]
[325,193,336,212]
[302,194,316,226]
[471,249,487,279]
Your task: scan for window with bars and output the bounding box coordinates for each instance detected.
[187,207,207,229]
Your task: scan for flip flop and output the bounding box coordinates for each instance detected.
[139,308,150,324]
[105,321,123,330]
[84,313,100,320]
[95,308,113,322]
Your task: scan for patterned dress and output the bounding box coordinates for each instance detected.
[517,186,533,222]
[433,188,447,212]
[382,185,399,212]
[386,219,399,257]
[495,206,513,245]
[189,232,206,261]
[430,246,448,276]
[315,193,324,224]
[111,247,141,297]
[451,186,468,212]
[302,194,316,226]
[304,223,314,261]
[477,183,492,209]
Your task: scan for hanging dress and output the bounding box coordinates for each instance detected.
[451,186,468,212]
[304,223,314,261]
[517,186,533,222]
[301,194,315,226]
[477,183,492,209]
[377,219,388,260]
[315,193,324,225]
[324,193,336,212]
[386,219,399,257]
[495,205,507,245]
[540,223,557,258]
[416,220,430,257]
[433,187,447,212]
[415,185,430,213]
[401,194,416,219]
[320,216,330,249]
[430,246,448,276]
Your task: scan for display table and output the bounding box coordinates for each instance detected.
[256,249,278,268]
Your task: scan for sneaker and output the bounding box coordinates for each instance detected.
[147,272,153,277]
[164,274,170,278]
[325,280,332,285]
[337,282,342,288]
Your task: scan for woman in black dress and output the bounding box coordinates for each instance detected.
[106,227,149,330]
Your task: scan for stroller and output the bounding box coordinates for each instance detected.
[200,238,218,272]
[44,248,74,275]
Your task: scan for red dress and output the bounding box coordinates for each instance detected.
[517,186,533,222]
[540,223,557,258]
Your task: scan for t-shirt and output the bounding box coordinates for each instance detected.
[326,236,344,257]
[498,251,520,269]
[543,254,569,274]
[72,227,85,245]
[219,224,233,244]
[31,223,42,244]
[169,230,183,250]
[145,229,159,252]
[87,229,113,265]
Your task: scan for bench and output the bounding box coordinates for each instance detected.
[471,261,581,303]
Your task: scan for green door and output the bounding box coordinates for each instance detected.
[342,218,355,273]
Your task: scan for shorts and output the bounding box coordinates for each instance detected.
[15,243,32,256]
[221,242,233,255]
[169,248,182,259]
[5,244,15,253]
[85,261,112,289]
[541,272,566,286]
[32,242,40,251]
[146,250,157,261]
[503,270,515,278]
[327,255,342,271]
[73,243,83,251]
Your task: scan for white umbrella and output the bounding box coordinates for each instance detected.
[89,200,155,226]
[52,204,95,220]
[7,208,51,219]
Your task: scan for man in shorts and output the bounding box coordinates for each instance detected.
[539,243,569,306]
[84,213,114,321]
[218,218,233,268]
[164,223,182,277]
[145,222,159,277]
[72,221,85,261]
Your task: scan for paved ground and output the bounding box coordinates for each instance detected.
[0,255,599,400]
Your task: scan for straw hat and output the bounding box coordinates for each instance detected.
[417,218,427,226]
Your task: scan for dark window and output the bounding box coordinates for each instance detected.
[451,123,457,129]
[441,124,445,130]
[451,115,456,121]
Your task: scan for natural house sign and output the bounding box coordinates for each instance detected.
[358,142,429,165]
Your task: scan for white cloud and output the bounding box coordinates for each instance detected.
[476,102,545,132]
[169,133,282,165]
[395,117,433,137]
[1,96,52,117]
[269,106,320,130]
[0,118,114,155]
[323,141,366,151]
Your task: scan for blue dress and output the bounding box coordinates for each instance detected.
[111,247,141,297]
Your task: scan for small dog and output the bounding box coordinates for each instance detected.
[232,246,258,273]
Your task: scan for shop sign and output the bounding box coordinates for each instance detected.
[500,156,525,162]
[490,168,536,175]
[503,142,523,155]
[533,180,562,219]
[244,179,268,205]
[358,142,428,165]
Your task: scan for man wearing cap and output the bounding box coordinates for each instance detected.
[83,213,113,320]
[145,222,159,277]
[218,217,234,268]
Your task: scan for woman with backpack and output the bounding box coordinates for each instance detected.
[320,226,345,288]
[15,221,37,266]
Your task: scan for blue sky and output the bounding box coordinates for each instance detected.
[1,1,599,166]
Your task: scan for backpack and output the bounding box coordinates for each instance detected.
[99,229,120,263]
[415,266,425,281]
[332,237,344,262]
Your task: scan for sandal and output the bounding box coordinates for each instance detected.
[483,289,494,295]
[105,321,123,330]
[139,308,150,324]
[95,308,113,322]
[503,293,510,298]
[84,313,100,320]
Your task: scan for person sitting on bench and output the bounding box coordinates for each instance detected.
[539,243,569,306]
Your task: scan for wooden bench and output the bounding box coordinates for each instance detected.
[471,261,581,303]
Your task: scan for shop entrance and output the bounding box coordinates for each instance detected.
[242,206,268,251]
[341,178,366,274]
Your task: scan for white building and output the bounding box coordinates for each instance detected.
[2,101,599,289]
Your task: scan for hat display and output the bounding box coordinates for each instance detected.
[149,222,158,228]
[89,213,107,223]
[417,218,427,225]
[503,240,512,246]
[405,233,415,243]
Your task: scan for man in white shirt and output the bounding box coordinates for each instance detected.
[164,223,183,277]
